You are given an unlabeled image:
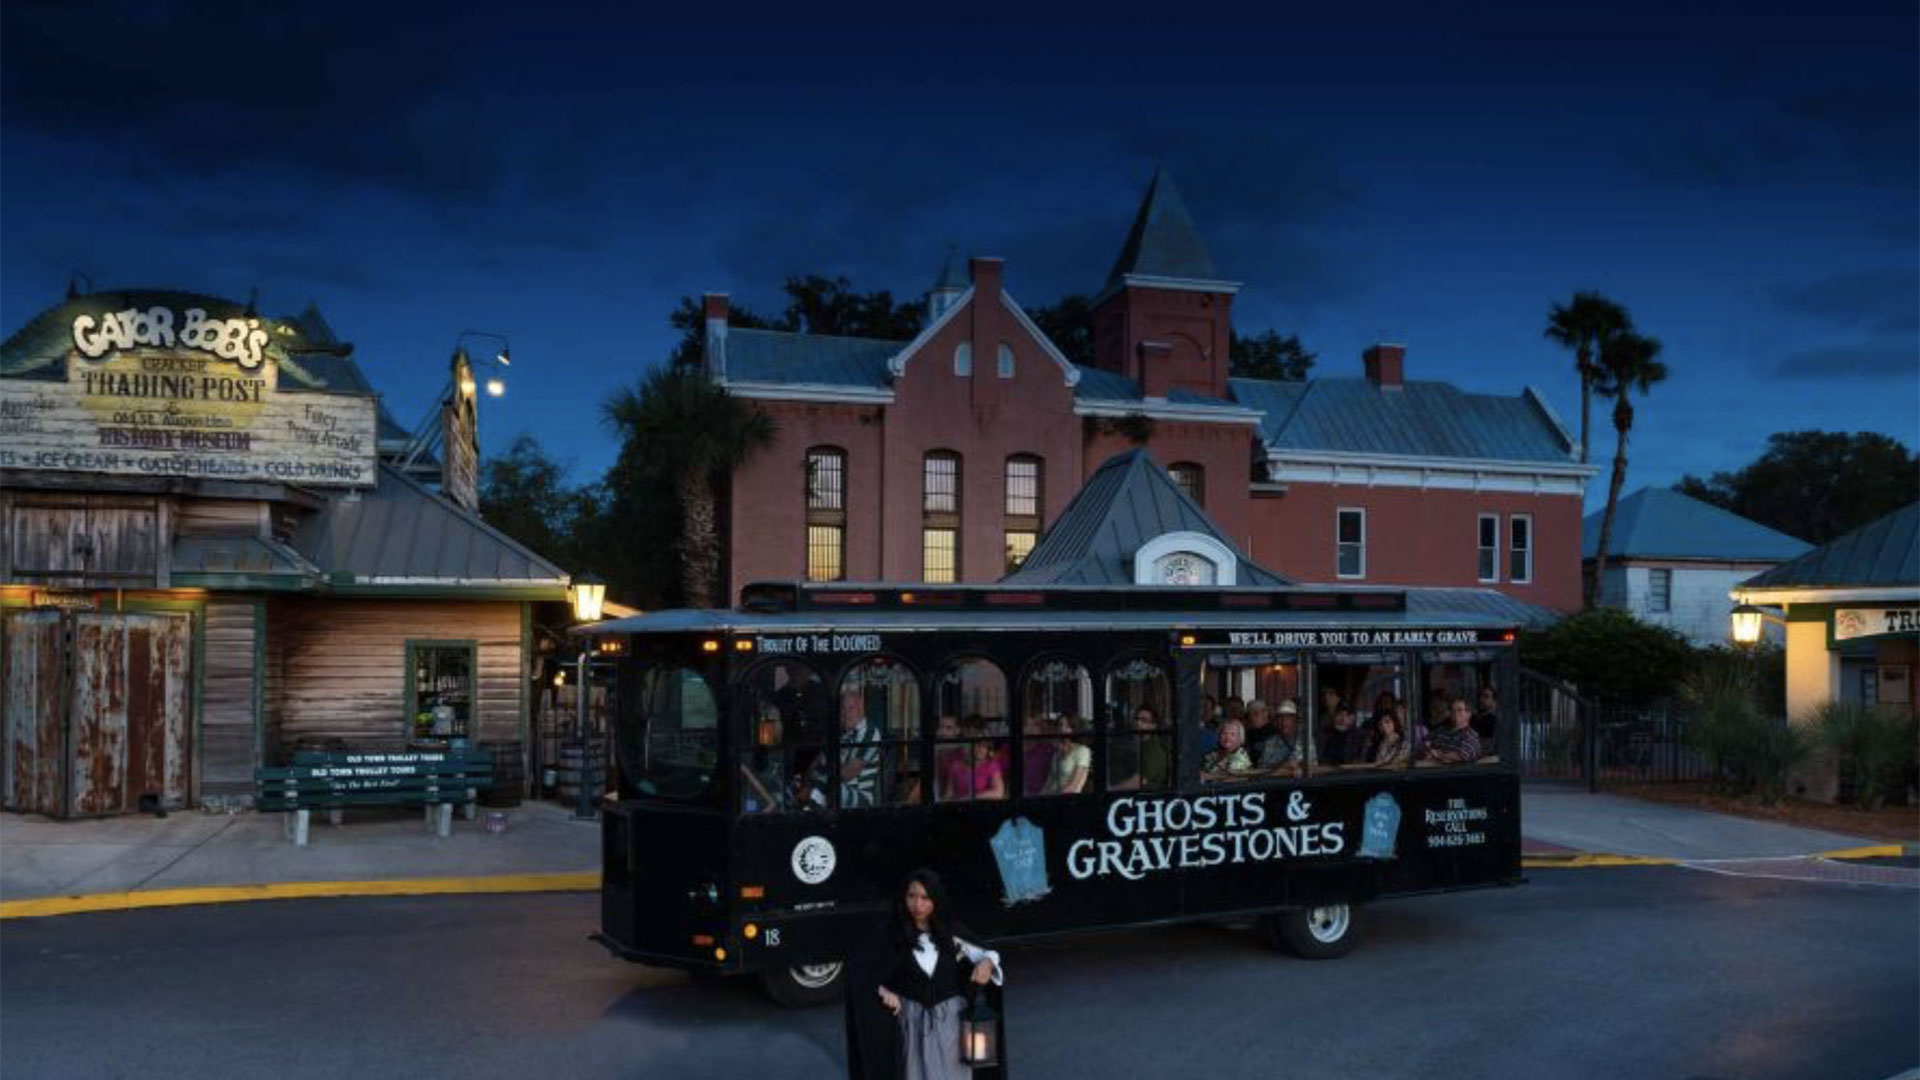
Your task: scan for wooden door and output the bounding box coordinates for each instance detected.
[3,610,66,815]
[69,612,194,816]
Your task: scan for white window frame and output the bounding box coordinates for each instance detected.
[1509,513,1533,584]
[1336,507,1366,580]
[1648,567,1672,613]
[1477,513,1500,583]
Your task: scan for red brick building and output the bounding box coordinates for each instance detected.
[709,171,1595,610]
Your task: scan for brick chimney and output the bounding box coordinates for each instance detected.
[1363,343,1405,390]
[967,258,1005,405]
[703,293,729,379]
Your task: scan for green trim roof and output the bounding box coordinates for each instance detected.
[1741,503,1918,590]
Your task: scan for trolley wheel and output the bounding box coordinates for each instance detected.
[1263,903,1363,960]
[760,960,846,1007]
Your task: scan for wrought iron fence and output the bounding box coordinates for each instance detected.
[1516,668,1716,789]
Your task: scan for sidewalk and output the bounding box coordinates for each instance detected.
[1,800,600,917]
[1,787,1908,919]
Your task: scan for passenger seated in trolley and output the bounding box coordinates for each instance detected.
[1108,706,1172,791]
[838,694,883,808]
[1320,704,1368,767]
[1254,700,1309,773]
[1021,712,1057,796]
[1423,696,1482,765]
[1366,708,1410,768]
[938,721,1007,801]
[1201,719,1254,782]
[1040,713,1092,795]
[739,710,787,813]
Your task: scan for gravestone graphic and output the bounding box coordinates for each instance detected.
[1358,792,1401,860]
[989,817,1051,905]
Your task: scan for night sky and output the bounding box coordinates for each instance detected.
[4,3,1914,509]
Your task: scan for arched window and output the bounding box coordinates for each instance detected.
[1168,462,1205,507]
[735,659,827,815]
[997,342,1015,379]
[1004,454,1043,572]
[805,447,847,581]
[1106,658,1173,792]
[922,450,961,583]
[1020,659,1093,797]
[954,341,972,376]
[837,657,922,807]
[933,658,1008,803]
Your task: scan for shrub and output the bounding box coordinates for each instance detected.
[1808,700,1915,810]
[1679,664,1808,804]
[1520,608,1693,708]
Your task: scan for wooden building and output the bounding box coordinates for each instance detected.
[1,289,570,816]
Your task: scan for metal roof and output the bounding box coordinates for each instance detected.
[1229,376,1576,464]
[587,604,1518,637]
[293,463,569,588]
[1071,365,1144,402]
[1740,503,1918,590]
[1582,487,1812,561]
[724,327,902,387]
[1003,448,1291,587]
[1104,169,1223,287]
[172,535,318,582]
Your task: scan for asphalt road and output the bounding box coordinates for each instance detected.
[2,868,1914,1080]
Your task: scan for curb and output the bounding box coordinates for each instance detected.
[1522,842,1908,871]
[0,871,600,921]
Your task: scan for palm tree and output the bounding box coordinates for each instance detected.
[1586,331,1668,608]
[1544,292,1631,464]
[603,367,775,608]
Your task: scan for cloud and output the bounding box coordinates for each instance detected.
[1770,342,1919,378]
[1772,267,1920,334]
[1638,84,1918,190]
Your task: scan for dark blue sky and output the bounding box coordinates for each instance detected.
[5,3,1914,509]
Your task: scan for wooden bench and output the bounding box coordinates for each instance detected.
[256,749,495,846]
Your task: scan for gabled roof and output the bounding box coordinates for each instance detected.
[724,326,903,388]
[1740,503,1918,590]
[1104,169,1226,289]
[1229,376,1578,465]
[293,463,569,589]
[1582,488,1812,561]
[1003,449,1290,587]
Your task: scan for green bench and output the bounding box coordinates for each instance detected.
[256,749,494,846]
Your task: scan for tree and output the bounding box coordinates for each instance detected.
[1587,330,1668,609]
[477,435,584,569]
[1027,294,1096,367]
[1676,431,1917,544]
[665,275,927,368]
[1229,330,1315,381]
[602,367,776,608]
[1544,292,1631,464]
[1519,608,1693,707]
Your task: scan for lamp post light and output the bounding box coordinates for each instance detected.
[569,573,608,821]
[1730,603,1766,647]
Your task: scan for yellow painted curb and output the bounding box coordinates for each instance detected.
[1813,844,1906,861]
[0,871,601,921]
[1522,853,1677,869]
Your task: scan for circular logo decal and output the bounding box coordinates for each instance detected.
[791,836,836,885]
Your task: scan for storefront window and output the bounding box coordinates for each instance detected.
[407,640,475,740]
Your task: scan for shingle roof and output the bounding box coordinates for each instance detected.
[1105,169,1223,288]
[1230,377,1575,464]
[1582,488,1812,561]
[1003,449,1290,587]
[1741,503,1918,590]
[724,327,902,387]
[293,464,569,587]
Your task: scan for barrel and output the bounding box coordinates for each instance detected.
[555,741,607,803]
[478,740,526,807]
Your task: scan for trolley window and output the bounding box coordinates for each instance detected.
[1021,659,1094,797]
[736,659,829,814]
[1105,657,1173,792]
[629,665,720,801]
[1419,652,1502,766]
[1200,652,1303,781]
[838,657,922,808]
[934,658,1009,802]
[1312,652,1408,775]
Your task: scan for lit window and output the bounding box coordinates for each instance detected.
[1337,508,1365,579]
[924,451,961,582]
[1168,462,1205,507]
[1509,515,1532,584]
[805,447,846,581]
[1478,514,1499,583]
[1005,455,1042,572]
[1648,568,1672,613]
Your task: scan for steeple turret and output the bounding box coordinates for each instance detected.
[927,244,968,322]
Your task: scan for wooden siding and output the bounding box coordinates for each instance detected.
[178,499,265,538]
[3,610,65,814]
[68,612,192,815]
[6,497,164,585]
[201,599,258,798]
[266,599,524,752]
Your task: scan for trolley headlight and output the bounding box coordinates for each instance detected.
[688,881,721,906]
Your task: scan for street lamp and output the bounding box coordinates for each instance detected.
[569,573,608,821]
[395,330,517,477]
[1730,603,1766,646]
